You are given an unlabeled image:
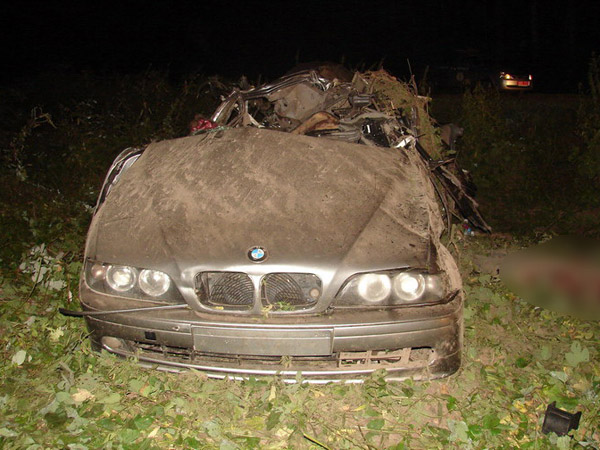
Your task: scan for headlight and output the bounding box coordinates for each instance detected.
[334,269,447,307]
[139,269,171,297]
[392,272,425,301]
[500,72,513,80]
[106,265,137,292]
[84,260,184,303]
[357,273,392,302]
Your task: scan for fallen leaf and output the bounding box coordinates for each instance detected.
[100,392,121,404]
[72,388,94,403]
[0,427,18,437]
[49,327,64,342]
[565,341,589,367]
[557,435,571,450]
[11,350,27,366]
[367,418,385,430]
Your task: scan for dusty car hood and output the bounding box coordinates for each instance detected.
[87,127,441,276]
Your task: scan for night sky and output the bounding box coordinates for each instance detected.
[3,0,600,90]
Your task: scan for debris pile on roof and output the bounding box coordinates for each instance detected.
[362,70,441,159]
[210,65,491,233]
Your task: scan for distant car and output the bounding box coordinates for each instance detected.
[73,68,489,382]
[496,70,533,91]
[429,50,533,92]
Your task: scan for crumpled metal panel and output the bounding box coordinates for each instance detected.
[270,83,328,122]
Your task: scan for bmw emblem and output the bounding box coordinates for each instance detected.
[248,246,267,262]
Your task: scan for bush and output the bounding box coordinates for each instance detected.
[577,56,600,181]
[0,70,221,266]
[457,82,599,235]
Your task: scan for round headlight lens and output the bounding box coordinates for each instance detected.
[139,269,171,297]
[393,272,425,301]
[357,274,391,302]
[106,265,137,292]
[90,263,106,281]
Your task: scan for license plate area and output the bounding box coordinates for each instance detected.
[517,81,530,86]
[192,326,333,356]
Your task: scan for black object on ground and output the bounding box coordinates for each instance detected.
[542,402,582,436]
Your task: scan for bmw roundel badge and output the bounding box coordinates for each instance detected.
[248,246,267,262]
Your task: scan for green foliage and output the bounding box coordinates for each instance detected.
[455,78,600,235]
[577,54,600,179]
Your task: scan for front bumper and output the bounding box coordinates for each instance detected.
[80,284,463,382]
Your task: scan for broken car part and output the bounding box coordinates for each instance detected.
[542,402,581,436]
[59,304,190,317]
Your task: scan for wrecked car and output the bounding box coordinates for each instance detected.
[67,65,490,382]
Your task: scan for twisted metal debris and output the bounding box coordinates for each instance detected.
[211,66,491,233]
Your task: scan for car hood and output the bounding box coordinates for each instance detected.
[86,127,442,278]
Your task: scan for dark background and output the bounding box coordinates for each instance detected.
[2,0,599,90]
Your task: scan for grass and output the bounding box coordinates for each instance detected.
[1,234,599,449]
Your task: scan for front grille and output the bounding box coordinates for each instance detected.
[195,271,322,312]
[263,274,304,304]
[195,272,254,310]
[261,273,321,310]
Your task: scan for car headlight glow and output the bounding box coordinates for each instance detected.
[139,269,171,297]
[334,269,448,307]
[357,273,392,302]
[106,265,137,292]
[392,272,425,301]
